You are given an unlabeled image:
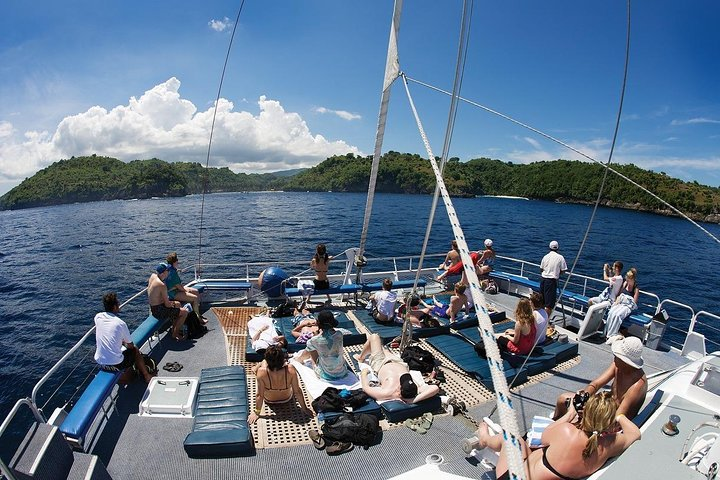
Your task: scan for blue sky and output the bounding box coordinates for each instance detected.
[0,0,718,196]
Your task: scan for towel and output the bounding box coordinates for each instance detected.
[290,358,360,399]
[297,280,315,297]
[247,315,279,351]
[527,415,553,448]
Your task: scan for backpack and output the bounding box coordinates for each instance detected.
[401,345,436,374]
[133,354,157,375]
[311,387,346,413]
[321,412,380,448]
[185,311,207,339]
[272,300,297,318]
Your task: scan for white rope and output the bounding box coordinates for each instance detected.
[405,76,720,246]
[401,73,526,480]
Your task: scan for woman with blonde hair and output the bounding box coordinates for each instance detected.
[474,391,641,479]
[605,267,639,340]
[474,298,536,358]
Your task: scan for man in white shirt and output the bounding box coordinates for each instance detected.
[539,240,567,317]
[94,293,154,384]
[369,278,398,324]
[530,291,549,344]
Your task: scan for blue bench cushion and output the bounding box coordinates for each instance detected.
[360,279,426,292]
[451,310,507,330]
[352,309,450,342]
[490,271,540,290]
[425,334,528,390]
[626,313,652,327]
[284,283,363,297]
[60,315,163,443]
[192,280,252,293]
[380,396,442,423]
[184,365,255,458]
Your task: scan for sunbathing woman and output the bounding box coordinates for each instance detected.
[474,298,536,358]
[474,391,640,480]
[248,345,313,424]
[292,316,319,343]
[309,243,333,304]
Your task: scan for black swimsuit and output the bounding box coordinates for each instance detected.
[541,446,582,480]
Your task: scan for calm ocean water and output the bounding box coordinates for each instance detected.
[0,191,718,457]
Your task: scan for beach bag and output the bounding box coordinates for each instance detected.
[312,387,345,413]
[343,390,371,409]
[272,300,297,318]
[401,345,436,373]
[321,412,380,448]
[185,311,207,339]
[133,354,157,376]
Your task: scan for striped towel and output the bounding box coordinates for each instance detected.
[527,415,553,448]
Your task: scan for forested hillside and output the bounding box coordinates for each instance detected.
[2,153,718,223]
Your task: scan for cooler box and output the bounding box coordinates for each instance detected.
[139,377,199,418]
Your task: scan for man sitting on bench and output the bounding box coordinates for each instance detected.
[355,334,439,403]
[94,292,154,384]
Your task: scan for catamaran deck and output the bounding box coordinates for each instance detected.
[88,290,688,480]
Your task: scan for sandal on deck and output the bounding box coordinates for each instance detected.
[326,441,353,455]
[162,362,183,372]
[308,429,325,450]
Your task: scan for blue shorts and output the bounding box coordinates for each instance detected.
[540,278,558,308]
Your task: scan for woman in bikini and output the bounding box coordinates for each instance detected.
[309,243,333,304]
[248,345,313,424]
[475,391,640,480]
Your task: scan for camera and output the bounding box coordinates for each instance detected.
[572,391,591,412]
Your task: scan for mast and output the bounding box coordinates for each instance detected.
[355,0,403,279]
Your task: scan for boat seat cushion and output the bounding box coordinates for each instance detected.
[275,312,367,351]
[352,309,450,342]
[380,396,443,423]
[184,365,255,458]
[284,283,363,297]
[59,314,163,444]
[425,333,528,390]
[191,280,252,293]
[360,279,426,292]
[321,397,383,421]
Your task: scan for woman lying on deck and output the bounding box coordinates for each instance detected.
[475,391,640,480]
[249,345,313,424]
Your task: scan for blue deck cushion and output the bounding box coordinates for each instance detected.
[352,309,450,342]
[59,314,163,443]
[625,313,652,327]
[360,279,427,293]
[284,283,363,297]
[275,313,367,351]
[191,280,252,294]
[451,310,507,330]
[184,365,255,458]
[380,396,443,423]
[425,334,528,390]
[490,271,541,290]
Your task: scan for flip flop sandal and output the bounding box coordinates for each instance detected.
[403,418,421,432]
[308,429,325,450]
[162,362,183,372]
[326,441,353,455]
[418,412,433,432]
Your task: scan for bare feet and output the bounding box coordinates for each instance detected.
[474,423,490,449]
[353,353,365,363]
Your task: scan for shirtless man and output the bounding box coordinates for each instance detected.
[553,336,647,420]
[418,283,470,323]
[355,334,439,403]
[148,263,189,341]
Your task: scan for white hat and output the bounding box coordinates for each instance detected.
[611,336,644,369]
[549,240,559,250]
[484,239,493,247]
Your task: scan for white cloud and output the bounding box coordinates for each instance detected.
[523,137,542,150]
[671,117,720,126]
[208,17,232,32]
[0,78,361,183]
[314,106,361,121]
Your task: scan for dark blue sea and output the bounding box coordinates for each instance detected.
[1,192,718,458]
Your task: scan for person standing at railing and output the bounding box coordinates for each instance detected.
[588,261,624,306]
[540,240,567,318]
[94,292,155,384]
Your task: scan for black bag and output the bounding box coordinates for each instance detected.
[133,354,157,375]
[185,311,207,339]
[272,300,297,318]
[312,387,345,413]
[344,390,370,409]
[321,412,380,448]
[401,345,436,374]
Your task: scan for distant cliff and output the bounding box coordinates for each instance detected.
[2,153,718,224]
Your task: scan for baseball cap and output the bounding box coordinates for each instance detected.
[400,373,418,399]
[549,240,559,250]
[484,239,493,247]
[155,262,169,274]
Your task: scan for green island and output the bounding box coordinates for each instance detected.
[1,153,718,223]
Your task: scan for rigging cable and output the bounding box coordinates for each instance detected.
[403,77,720,246]
[560,0,632,313]
[401,73,527,480]
[195,0,247,279]
[412,0,474,293]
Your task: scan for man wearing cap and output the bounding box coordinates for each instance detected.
[553,336,647,420]
[148,263,189,341]
[540,240,567,317]
[355,333,439,403]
